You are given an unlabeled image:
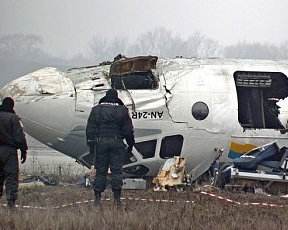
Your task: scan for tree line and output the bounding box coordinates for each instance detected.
[0,28,287,66]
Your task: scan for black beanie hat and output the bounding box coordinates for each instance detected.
[2,97,14,108]
[106,89,118,98]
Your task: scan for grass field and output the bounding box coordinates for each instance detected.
[2,176,288,230]
[2,143,288,230]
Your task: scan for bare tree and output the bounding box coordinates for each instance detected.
[131,27,175,57]
[201,38,219,57]
[166,35,189,58]
[186,32,219,57]
[89,35,130,62]
[106,37,129,59]
[279,41,288,59]
[0,33,43,59]
[223,41,281,59]
[89,35,109,63]
[186,32,204,57]
[90,28,219,60]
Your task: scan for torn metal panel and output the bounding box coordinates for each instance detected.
[109,56,158,90]
[122,178,147,190]
[0,67,77,146]
[153,156,186,190]
[0,67,75,101]
[123,91,166,111]
[110,56,158,75]
[66,65,110,91]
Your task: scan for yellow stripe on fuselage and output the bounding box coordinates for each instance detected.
[230,142,257,154]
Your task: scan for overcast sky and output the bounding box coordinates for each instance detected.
[1,0,288,58]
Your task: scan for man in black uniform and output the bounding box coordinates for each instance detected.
[0,97,28,208]
[86,89,135,206]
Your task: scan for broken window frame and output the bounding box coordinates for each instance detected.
[234,71,288,130]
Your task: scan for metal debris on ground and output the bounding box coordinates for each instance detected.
[20,174,57,186]
[122,178,147,190]
[84,165,96,187]
[153,156,187,191]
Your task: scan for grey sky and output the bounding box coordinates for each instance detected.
[1,0,288,58]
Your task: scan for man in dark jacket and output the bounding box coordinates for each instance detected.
[0,97,28,208]
[86,89,135,206]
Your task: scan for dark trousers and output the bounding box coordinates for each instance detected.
[0,146,19,201]
[93,137,125,193]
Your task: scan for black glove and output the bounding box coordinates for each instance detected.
[21,150,27,164]
[127,145,133,152]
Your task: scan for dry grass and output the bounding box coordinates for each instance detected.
[2,181,288,230]
[1,165,288,230]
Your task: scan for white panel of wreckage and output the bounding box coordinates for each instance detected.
[1,67,76,144]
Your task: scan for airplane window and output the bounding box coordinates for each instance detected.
[134,140,157,159]
[160,135,183,159]
[192,102,209,120]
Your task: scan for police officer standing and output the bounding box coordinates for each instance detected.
[86,89,135,206]
[0,97,28,208]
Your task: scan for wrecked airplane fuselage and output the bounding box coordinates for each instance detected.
[1,56,288,179]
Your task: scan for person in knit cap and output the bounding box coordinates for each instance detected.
[0,97,28,209]
[86,89,134,206]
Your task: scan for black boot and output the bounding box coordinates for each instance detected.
[94,192,101,206]
[113,190,122,206]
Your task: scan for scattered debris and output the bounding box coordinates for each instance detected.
[153,156,187,191]
[123,178,147,190]
[84,165,96,187]
[19,181,45,189]
[219,141,288,195]
[20,174,57,186]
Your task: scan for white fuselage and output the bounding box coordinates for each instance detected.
[1,57,288,178]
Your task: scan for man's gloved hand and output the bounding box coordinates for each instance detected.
[21,150,27,164]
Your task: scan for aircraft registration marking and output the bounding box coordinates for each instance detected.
[131,111,164,119]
